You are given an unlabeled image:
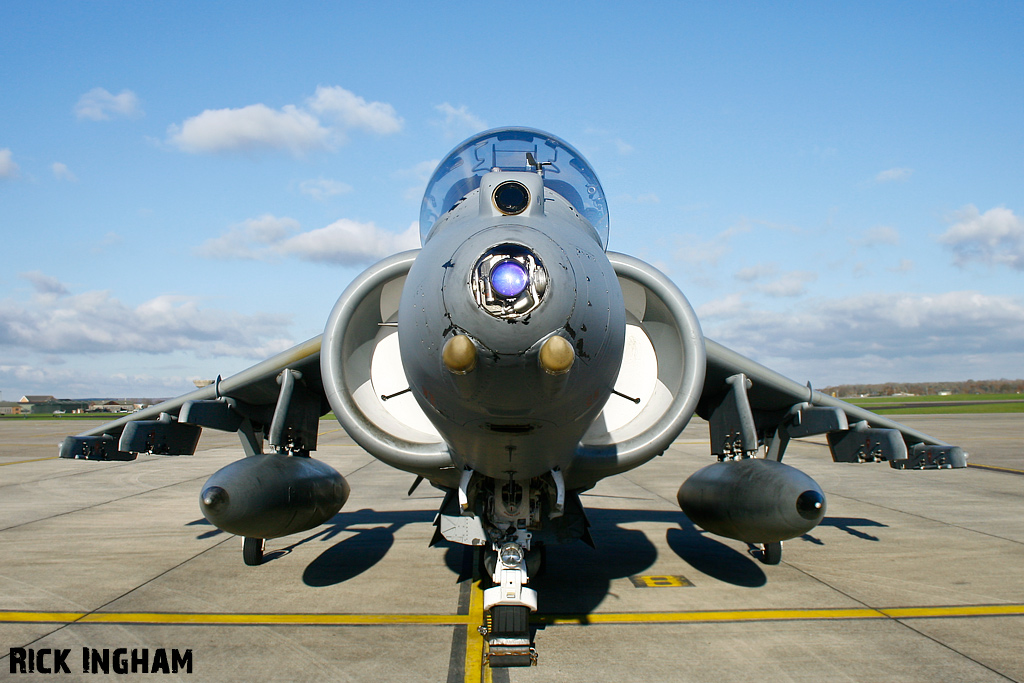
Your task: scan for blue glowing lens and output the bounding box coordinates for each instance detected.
[490,261,529,298]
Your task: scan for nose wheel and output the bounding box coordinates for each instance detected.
[486,605,536,667]
[481,541,538,667]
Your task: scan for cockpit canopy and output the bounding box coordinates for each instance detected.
[419,127,609,249]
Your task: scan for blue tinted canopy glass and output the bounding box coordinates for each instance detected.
[419,127,609,248]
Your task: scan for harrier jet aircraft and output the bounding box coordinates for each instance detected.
[61,127,966,667]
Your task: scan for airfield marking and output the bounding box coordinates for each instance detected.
[0,456,59,466]
[968,463,1024,476]
[629,575,694,588]
[535,603,1024,625]
[461,579,492,683]
[3,603,1023,628]
[0,611,469,626]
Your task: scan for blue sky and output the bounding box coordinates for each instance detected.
[1,2,1022,399]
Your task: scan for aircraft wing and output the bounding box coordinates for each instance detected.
[62,336,327,459]
[697,338,965,467]
[62,319,964,474]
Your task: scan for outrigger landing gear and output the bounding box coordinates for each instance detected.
[482,540,538,667]
[242,537,265,566]
[753,540,782,565]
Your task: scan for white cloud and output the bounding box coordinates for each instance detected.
[670,221,752,276]
[705,290,1024,373]
[938,205,1024,271]
[197,215,419,265]
[51,162,77,182]
[21,271,70,297]
[196,215,301,260]
[875,167,913,183]
[299,177,353,201]
[279,220,420,265]
[697,293,748,320]
[74,88,142,121]
[433,103,486,139]
[167,86,401,155]
[309,86,403,135]
[735,263,778,282]
[0,276,294,358]
[0,362,203,399]
[755,270,818,298]
[673,235,732,269]
[0,148,20,179]
[168,104,330,155]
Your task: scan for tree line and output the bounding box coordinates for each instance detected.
[822,379,1024,398]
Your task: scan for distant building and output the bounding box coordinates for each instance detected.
[6,399,89,414]
[30,400,90,414]
[88,400,135,413]
[0,401,25,415]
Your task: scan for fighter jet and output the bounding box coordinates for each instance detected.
[61,127,966,667]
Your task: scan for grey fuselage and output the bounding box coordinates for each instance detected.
[398,171,626,482]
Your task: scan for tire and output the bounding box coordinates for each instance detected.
[243,537,265,566]
[491,604,530,636]
[761,541,782,565]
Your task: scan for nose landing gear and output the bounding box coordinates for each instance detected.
[481,541,538,667]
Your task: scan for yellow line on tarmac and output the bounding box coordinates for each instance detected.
[968,463,1024,475]
[537,603,1024,625]
[880,604,1024,619]
[0,456,59,466]
[2,603,1021,629]
[0,611,469,626]
[0,612,86,623]
[540,608,883,625]
[464,581,491,683]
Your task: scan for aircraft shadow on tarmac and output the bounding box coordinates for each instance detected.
[801,516,889,544]
[185,508,888,610]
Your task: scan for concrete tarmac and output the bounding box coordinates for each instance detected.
[1,414,1022,682]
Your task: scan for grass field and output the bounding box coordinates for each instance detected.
[846,393,1024,414]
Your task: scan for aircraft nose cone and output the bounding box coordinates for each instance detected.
[796,489,826,521]
[201,485,230,512]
